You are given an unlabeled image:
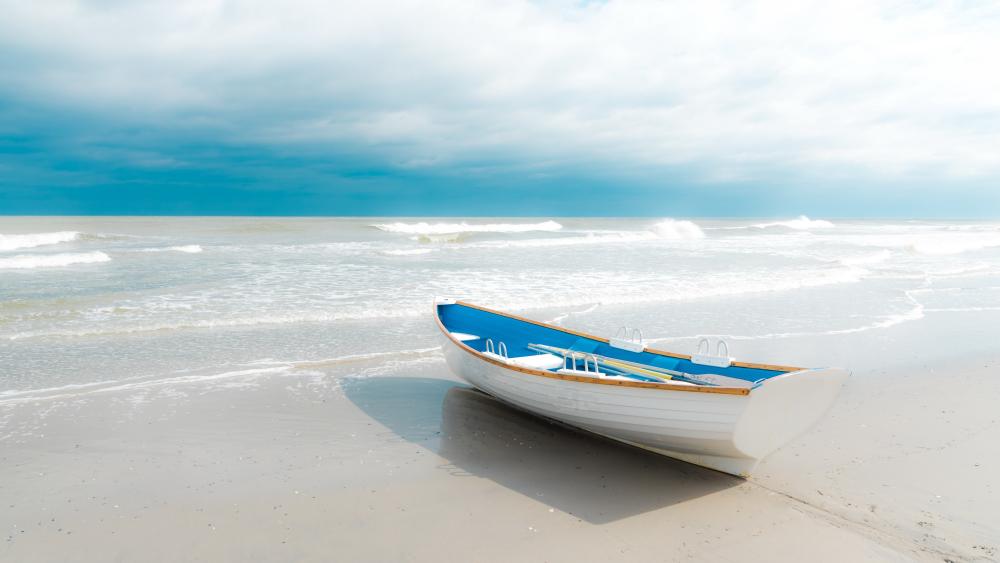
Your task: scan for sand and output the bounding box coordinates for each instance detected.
[2,311,998,562]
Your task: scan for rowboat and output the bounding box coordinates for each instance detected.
[434,299,849,477]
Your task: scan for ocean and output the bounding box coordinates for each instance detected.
[2,216,1000,399]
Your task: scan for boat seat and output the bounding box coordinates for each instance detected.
[507,354,564,370]
[656,378,696,386]
[450,332,480,342]
[557,368,606,377]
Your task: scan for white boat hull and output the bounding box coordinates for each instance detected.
[440,333,848,477]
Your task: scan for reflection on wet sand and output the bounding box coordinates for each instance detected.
[343,376,739,524]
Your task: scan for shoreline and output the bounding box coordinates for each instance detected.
[3,313,998,561]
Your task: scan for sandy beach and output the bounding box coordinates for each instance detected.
[5,0,1000,557]
[3,305,998,562]
[4,217,1000,561]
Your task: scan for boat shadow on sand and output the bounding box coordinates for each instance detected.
[342,376,741,524]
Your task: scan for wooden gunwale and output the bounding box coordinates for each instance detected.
[455,301,803,373]
[435,302,753,396]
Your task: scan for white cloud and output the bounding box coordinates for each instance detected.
[2,0,999,181]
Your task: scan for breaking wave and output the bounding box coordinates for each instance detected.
[372,220,563,235]
[0,231,80,251]
[462,231,653,249]
[649,219,706,240]
[904,236,1000,256]
[461,221,704,249]
[381,248,435,256]
[753,216,835,230]
[0,251,111,270]
[411,233,466,243]
[140,245,203,253]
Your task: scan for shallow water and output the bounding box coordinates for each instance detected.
[2,216,999,397]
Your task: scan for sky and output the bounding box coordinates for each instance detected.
[1,0,999,217]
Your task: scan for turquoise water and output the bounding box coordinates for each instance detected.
[2,216,999,396]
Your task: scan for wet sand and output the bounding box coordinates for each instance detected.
[2,312,998,562]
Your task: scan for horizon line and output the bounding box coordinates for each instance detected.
[2,214,998,221]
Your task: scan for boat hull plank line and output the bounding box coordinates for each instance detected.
[435,299,849,477]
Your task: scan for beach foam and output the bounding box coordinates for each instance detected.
[288,346,442,370]
[5,216,1000,404]
[0,231,80,251]
[547,303,601,325]
[0,251,111,269]
[0,366,295,405]
[372,220,563,235]
[905,236,1000,256]
[0,346,443,404]
[474,264,868,314]
[651,294,926,343]
[925,306,1000,312]
[2,261,869,341]
[4,306,428,340]
[838,249,892,267]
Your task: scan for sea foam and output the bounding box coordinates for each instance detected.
[381,248,435,256]
[753,216,835,230]
[372,220,563,235]
[0,251,111,269]
[140,245,203,253]
[905,236,1000,256]
[0,231,80,251]
[838,249,892,266]
[649,219,706,239]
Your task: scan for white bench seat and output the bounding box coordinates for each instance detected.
[450,332,480,342]
[507,354,564,370]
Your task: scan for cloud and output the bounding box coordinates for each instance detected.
[1,0,1000,193]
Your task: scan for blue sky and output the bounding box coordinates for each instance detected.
[1,0,999,216]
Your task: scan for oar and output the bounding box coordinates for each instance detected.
[527,343,682,382]
[597,358,707,386]
[582,359,664,383]
[527,343,756,388]
[527,343,710,386]
[529,343,756,388]
[542,347,662,383]
[603,358,678,381]
[602,356,754,388]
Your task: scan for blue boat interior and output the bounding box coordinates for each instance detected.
[437,302,792,385]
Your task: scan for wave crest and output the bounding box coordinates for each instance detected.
[754,216,835,230]
[381,248,435,256]
[0,231,80,251]
[0,251,111,269]
[649,219,705,240]
[140,245,203,253]
[372,220,563,235]
[905,237,1000,256]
